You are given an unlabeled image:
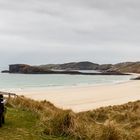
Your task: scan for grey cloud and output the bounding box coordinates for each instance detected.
[0,0,140,67]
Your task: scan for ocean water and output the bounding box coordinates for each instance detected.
[0,73,133,93]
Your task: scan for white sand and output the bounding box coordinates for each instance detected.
[16,80,140,112]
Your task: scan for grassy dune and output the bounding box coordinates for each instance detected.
[0,96,140,140]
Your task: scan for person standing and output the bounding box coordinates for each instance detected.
[0,94,5,127]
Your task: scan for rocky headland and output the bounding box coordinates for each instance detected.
[1,63,129,75]
[2,61,140,75]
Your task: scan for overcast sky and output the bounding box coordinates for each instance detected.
[0,0,140,68]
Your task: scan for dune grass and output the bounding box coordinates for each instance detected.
[0,96,140,140]
[0,100,71,140]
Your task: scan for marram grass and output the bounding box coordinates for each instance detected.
[2,96,140,140]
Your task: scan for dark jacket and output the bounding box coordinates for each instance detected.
[0,97,4,114]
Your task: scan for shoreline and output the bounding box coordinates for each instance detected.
[10,79,140,112]
[0,78,132,94]
[0,77,132,93]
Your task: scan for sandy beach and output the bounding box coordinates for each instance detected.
[14,80,140,112]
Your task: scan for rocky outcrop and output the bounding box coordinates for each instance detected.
[1,70,9,73]
[98,64,113,71]
[9,64,29,73]
[8,64,51,74]
[131,76,140,80]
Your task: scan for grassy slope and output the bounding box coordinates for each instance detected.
[0,107,70,140]
[0,97,140,140]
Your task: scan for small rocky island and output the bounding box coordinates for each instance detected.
[1,63,129,75]
[131,76,140,80]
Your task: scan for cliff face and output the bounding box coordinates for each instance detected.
[9,64,30,73]
[8,64,50,74]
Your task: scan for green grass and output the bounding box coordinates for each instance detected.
[0,97,140,140]
[0,107,70,140]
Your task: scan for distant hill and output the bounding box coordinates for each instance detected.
[39,61,100,70]
[1,61,140,74]
[40,61,140,73]
[39,61,113,71]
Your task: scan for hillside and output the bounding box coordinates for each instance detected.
[40,61,140,73]
[40,61,99,70]
[108,62,140,73]
[1,97,71,140]
[1,96,140,140]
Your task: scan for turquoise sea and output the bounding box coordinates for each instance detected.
[0,72,133,93]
